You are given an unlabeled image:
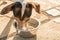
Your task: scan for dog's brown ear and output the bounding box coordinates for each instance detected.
[28,2,40,14]
[0,3,14,15]
[35,4,40,14]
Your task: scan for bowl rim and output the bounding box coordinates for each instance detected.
[28,17,41,31]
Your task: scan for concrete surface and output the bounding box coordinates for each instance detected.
[0,0,60,40]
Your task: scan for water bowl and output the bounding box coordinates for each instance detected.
[19,18,41,38]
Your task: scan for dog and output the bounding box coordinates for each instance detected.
[0,2,40,33]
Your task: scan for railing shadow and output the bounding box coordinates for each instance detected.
[0,18,14,40]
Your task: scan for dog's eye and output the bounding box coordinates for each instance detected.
[15,8,20,12]
[25,8,30,11]
[26,4,32,8]
[26,4,30,8]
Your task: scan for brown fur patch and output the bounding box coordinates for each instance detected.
[15,8,21,12]
[27,2,40,14]
[0,3,14,15]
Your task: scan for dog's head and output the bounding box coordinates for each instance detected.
[0,2,40,29]
[0,2,40,15]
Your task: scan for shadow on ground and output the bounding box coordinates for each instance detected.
[13,34,36,40]
[0,18,14,40]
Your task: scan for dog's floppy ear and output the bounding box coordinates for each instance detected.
[28,2,40,14]
[34,3,40,14]
[0,3,14,15]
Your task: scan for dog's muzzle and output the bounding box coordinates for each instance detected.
[13,20,28,31]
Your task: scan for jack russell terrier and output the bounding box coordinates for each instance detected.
[0,2,40,33]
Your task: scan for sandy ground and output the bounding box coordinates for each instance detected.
[0,0,60,40]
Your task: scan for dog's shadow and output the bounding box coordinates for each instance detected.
[13,34,36,40]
